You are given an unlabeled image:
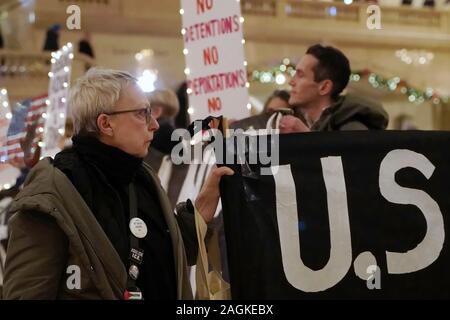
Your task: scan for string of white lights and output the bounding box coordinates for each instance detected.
[180,0,251,116]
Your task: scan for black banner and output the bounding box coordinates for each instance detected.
[219,131,450,299]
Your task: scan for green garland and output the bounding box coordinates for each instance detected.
[249,62,449,105]
[350,70,448,105]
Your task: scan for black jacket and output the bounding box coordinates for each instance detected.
[311,95,389,131]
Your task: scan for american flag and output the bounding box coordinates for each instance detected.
[4,95,48,162]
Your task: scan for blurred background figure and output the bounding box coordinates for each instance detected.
[144,89,183,203]
[175,82,190,129]
[393,114,418,130]
[147,89,180,154]
[78,32,95,59]
[0,27,4,49]
[78,32,95,71]
[401,0,435,7]
[42,24,60,52]
[262,89,291,115]
[230,89,292,131]
[58,118,74,150]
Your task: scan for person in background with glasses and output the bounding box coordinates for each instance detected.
[2,68,233,300]
[262,90,291,115]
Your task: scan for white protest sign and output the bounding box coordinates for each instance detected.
[42,43,73,158]
[180,0,250,121]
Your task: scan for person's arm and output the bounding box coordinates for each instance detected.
[175,167,234,266]
[194,166,234,223]
[2,211,68,299]
[279,115,311,133]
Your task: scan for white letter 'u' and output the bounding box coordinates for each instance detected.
[271,157,352,292]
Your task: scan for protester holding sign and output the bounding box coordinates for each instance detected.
[280,44,389,133]
[2,68,233,300]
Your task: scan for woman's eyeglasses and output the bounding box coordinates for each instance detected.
[105,106,153,123]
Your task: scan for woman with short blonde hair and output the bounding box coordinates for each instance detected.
[69,68,137,136]
[3,67,233,300]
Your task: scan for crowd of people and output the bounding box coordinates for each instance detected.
[1,43,393,300]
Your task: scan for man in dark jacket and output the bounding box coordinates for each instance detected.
[280,44,388,133]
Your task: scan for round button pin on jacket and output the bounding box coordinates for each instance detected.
[129,265,139,280]
[129,217,148,238]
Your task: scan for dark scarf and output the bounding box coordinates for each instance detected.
[55,135,143,266]
[55,135,177,299]
[72,135,143,185]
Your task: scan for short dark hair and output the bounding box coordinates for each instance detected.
[306,44,350,100]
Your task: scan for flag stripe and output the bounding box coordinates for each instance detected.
[5,94,48,161]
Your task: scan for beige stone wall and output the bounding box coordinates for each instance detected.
[1,1,449,127]
[383,98,435,130]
